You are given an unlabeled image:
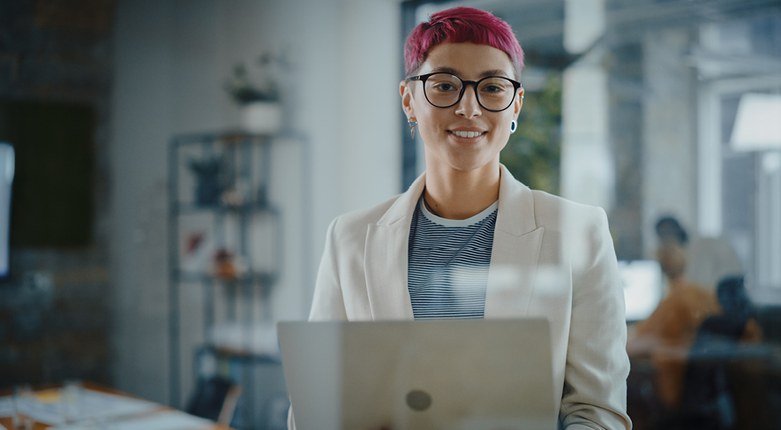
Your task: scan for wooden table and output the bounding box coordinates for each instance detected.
[0,382,233,430]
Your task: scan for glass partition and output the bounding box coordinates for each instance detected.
[401,1,781,428]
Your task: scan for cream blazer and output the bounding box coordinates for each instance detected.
[293,166,631,430]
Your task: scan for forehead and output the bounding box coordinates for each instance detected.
[419,42,515,78]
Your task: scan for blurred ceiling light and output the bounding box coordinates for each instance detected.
[730,93,781,151]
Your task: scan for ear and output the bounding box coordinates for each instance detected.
[400,80,416,119]
[513,86,524,119]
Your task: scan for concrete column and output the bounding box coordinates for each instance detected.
[561,0,614,210]
[641,28,697,257]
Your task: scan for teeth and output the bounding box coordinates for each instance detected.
[452,130,482,138]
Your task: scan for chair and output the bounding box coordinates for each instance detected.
[677,281,778,430]
[186,375,242,426]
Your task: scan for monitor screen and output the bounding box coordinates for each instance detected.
[619,260,663,322]
[0,143,14,280]
[0,101,94,248]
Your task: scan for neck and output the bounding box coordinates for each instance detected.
[666,274,687,287]
[424,164,501,220]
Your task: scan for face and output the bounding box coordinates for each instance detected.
[400,43,523,175]
[656,241,686,279]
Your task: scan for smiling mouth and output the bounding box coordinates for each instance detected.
[450,130,486,138]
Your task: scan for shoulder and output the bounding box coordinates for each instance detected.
[680,281,717,301]
[527,188,609,235]
[532,188,606,217]
[328,171,425,235]
[497,166,609,237]
[328,194,406,237]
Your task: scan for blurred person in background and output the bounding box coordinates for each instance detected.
[657,215,743,291]
[627,216,720,412]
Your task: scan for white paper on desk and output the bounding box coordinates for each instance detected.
[14,388,159,426]
[0,395,15,417]
[113,410,215,430]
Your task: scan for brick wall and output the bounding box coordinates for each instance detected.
[0,0,114,388]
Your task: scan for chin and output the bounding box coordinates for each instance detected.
[446,157,497,173]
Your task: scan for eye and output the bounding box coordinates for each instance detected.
[431,82,458,92]
[479,78,511,94]
[426,74,461,93]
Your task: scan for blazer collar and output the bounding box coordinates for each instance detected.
[365,165,545,319]
[375,165,539,232]
[364,171,425,319]
[485,165,545,317]
[495,165,539,236]
[376,170,426,227]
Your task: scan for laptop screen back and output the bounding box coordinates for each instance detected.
[278,319,556,430]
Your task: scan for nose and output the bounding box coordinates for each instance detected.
[454,85,482,118]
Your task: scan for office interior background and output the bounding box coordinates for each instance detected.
[1,0,779,429]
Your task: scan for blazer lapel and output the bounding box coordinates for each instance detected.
[363,166,544,319]
[485,166,544,317]
[363,173,426,320]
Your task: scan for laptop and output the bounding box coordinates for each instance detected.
[278,318,557,430]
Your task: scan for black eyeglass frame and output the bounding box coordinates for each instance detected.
[406,72,522,112]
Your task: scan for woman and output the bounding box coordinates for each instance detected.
[293,7,631,429]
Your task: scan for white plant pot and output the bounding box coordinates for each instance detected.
[241,102,282,133]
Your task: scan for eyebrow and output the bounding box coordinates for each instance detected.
[429,67,511,79]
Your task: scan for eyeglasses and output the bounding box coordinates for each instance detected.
[406,72,522,112]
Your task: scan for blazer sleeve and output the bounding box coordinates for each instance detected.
[308,217,348,321]
[559,208,632,430]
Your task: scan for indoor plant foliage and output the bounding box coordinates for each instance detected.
[500,74,562,194]
[225,50,292,132]
[224,51,290,105]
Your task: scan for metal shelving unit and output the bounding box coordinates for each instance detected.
[167,130,306,429]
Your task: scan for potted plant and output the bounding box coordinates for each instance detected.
[224,51,287,133]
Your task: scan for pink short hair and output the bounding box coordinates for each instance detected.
[404,7,525,78]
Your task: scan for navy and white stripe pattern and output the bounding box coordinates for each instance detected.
[408,197,497,319]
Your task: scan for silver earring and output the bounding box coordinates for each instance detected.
[408,118,418,139]
[510,119,517,133]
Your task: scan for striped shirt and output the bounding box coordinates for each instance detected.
[407,197,497,319]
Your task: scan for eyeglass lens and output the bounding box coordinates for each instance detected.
[423,73,518,111]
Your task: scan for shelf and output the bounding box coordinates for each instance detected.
[173,202,281,215]
[168,129,308,429]
[199,344,282,364]
[172,129,306,144]
[175,270,278,286]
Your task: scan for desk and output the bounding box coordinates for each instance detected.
[0,382,233,430]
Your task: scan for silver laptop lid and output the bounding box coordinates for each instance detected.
[278,318,556,430]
